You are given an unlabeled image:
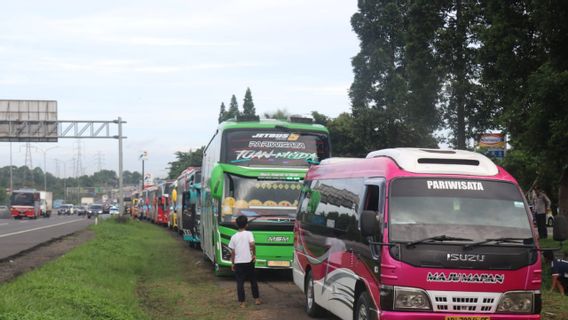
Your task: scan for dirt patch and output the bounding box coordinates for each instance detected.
[0,229,95,283]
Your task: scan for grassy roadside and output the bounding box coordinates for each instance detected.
[0,219,245,320]
[539,238,568,320]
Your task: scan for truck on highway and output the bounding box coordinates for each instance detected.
[39,191,53,217]
[81,197,94,206]
[10,189,41,219]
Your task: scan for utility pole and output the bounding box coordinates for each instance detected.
[117,117,124,215]
[32,145,58,191]
[95,151,105,172]
[9,142,13,194]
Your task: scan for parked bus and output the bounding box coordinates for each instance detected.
[200,116,331,275]
[293,148,549,320]
[156,181,174,226]
[174,167,202,247]
[10,189,41,219]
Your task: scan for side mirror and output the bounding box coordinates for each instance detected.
[306,158,320,166]
[361,210,381,237]
[210,165,224,199]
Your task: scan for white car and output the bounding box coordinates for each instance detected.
[109,206,120,215]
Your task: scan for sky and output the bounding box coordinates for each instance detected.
[0,0,359,179]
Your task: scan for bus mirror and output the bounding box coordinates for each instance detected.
[210,166,224,199]
[361,210,380,237]
[306,158,319,166]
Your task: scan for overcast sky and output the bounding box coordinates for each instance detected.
[0,0,359,179]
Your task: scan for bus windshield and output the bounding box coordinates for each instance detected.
[223,129,330,167]
[389,178,533,243]
[220,174,302,223]
[10,192,35,206]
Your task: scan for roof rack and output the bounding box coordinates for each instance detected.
[366,148,499,176]
[288,115,314,124]
[236,115,260,122]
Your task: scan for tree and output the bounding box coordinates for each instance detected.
[218,102,227,123]
[167,147,205,179]
[242,88,256,117]
[349,0,442,149]
[263,108,290,120]
[226,95,240,120]
[479,0,568,216]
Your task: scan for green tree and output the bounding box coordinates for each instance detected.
[263,108,290,120]
[242,88,256,117]
[218,102,227,123]
[168,147,205,179]
[226,95,240,120]
[350,0,442,148]
[479,0,568,215]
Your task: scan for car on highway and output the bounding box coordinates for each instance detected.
[87,203,104,217]
[76,205,88,216]
[58,204,75,215]
[109,206,119,215]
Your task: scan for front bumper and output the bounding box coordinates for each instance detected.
[379,311,539,319]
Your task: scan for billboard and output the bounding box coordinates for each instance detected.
[478,133,506,159]
[0,100,58,142]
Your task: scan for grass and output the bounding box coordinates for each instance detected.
[539,238,568,320]
[0,218,246,320]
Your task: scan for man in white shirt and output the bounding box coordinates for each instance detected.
[229,215,261,307]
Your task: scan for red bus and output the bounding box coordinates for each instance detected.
[10,189,41,219]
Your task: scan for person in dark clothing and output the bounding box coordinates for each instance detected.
[551,256,568,295]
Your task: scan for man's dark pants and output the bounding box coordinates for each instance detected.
[234,261,259,302]
[536,213,548,239]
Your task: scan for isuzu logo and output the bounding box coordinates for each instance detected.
[447,253,486,262]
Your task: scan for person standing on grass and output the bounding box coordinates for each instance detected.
[532,185,551,239]
[229,215,261,308]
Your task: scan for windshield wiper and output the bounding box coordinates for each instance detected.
[406,235,473,248]
[464,237,534,249]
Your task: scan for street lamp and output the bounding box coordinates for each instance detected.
[139,151,147,191]
[33,146,59,191]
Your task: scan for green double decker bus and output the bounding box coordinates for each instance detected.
[200,116,330,275]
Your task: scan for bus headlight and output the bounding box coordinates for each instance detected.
[394,287,432,311]
[496,291,533,313]
[221,243,232,261]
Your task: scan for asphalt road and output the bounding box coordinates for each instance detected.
[0,215,94,260]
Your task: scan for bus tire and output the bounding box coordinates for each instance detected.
[305,271,323,317]
[354,291,377,320]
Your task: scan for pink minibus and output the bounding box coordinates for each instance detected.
[293,148,548,320]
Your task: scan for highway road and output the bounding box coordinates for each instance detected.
[0,215,94,260]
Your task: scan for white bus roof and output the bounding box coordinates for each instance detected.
[366,148,499,176]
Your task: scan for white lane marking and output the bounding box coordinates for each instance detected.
[0,223,8,226]
[0,219,85,238]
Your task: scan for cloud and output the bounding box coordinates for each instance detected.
[288,84,350,96]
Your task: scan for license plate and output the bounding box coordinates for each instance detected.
[445,317,490,320]
[267,260,290,267]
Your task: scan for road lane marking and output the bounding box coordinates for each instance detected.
[0,223,8,226]
[0,219,86,238]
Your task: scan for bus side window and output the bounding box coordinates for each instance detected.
[364,185,380,212]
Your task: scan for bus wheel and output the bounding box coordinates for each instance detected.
[305,271,323,317]
[214,261,229,277]
[354,291,376,320]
